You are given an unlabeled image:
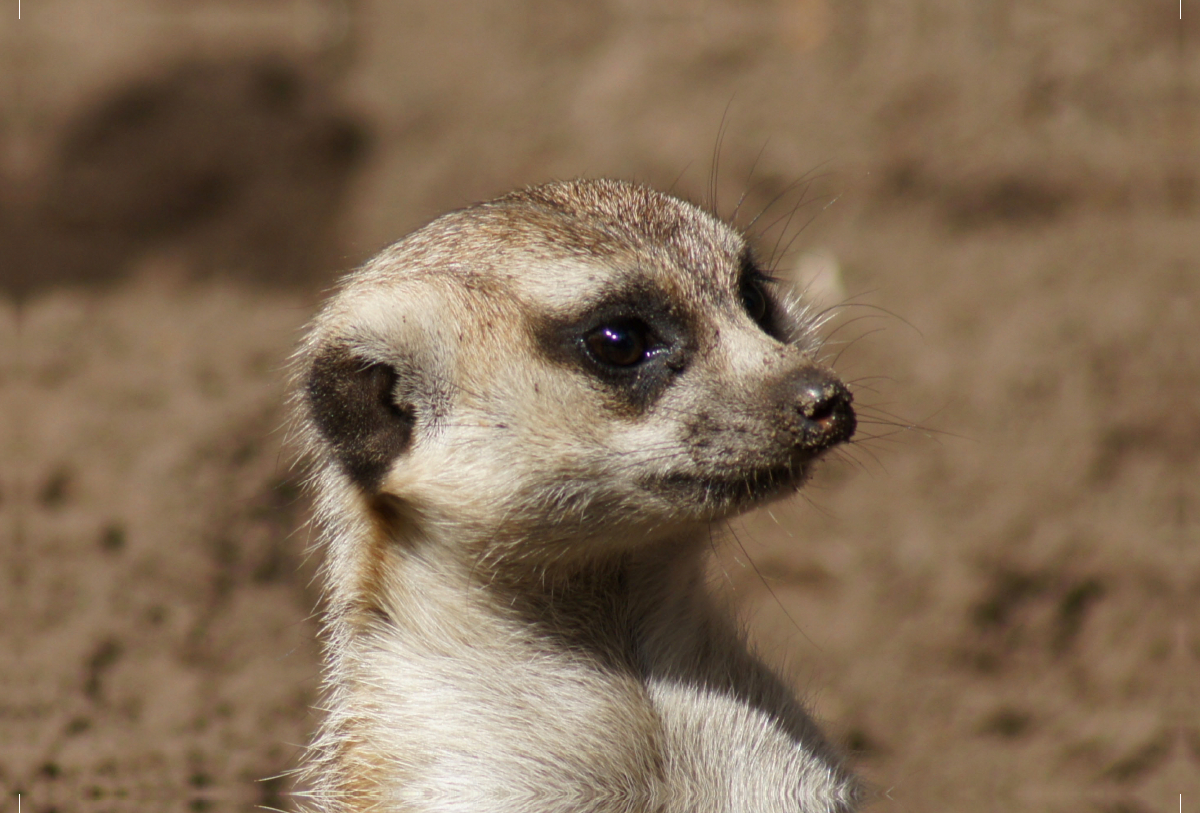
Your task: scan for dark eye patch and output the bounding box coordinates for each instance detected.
[531,278,693,414]
[740,276,770,325]
[738,255,785,340]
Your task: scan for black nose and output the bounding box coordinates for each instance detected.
[793,368,856,451]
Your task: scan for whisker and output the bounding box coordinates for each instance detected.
[725,520,823,651]
[730,140,771,225]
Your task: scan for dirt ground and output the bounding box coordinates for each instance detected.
[2,2,1197,811]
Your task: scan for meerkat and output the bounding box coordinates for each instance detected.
[291,178,862,812]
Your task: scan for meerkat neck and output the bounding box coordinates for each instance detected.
[330,510,714,660]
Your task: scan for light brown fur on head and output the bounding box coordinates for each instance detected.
[292,178,861,812]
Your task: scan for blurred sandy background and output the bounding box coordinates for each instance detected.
[1,1,1197,811]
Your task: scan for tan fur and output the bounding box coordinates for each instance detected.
[291,179,862,812]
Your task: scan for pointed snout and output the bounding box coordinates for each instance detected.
[791,366,856,452]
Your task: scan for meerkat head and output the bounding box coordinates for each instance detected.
[296,178,854,572]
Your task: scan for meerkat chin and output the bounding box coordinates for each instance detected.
[291,178,861,812]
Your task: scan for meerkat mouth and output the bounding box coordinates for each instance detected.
[647,407,857,511]
[647,457,819,509]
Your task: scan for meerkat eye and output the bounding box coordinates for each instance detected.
[584,320,652,368]
[740,275,771,327]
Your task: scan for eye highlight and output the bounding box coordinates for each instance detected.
[584,320,652,368]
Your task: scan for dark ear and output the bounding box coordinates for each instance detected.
[306,343,415,491]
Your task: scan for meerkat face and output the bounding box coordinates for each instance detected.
[300,179,854,563]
